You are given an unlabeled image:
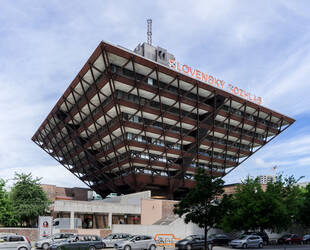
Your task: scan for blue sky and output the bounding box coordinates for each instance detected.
[1,0,310,188]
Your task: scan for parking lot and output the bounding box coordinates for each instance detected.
[31,245,310,250]
[164,246,310,250]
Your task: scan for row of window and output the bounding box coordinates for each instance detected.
[100,131,240,162]
[111,63,279,129]
[117,90,266,141]
[122,111,255,150]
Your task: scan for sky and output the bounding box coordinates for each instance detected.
[1,0,310,189]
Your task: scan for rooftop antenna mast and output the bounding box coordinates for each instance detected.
[147,19,152,45]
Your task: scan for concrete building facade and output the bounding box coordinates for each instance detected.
[258,175,274,184]
[32,40,295,200]
[52,191,150,229]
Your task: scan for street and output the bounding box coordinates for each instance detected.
[160,246,310,250]
[31,244,310,250]
[213,246,310,250]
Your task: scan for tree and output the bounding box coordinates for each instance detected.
[0,179,17,226]
[296,184,310,229]
[10,173,51,227]
[218,177,265,232]
[219,174,303,233]
[173,167,228,250]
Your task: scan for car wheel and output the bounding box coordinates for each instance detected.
[259,242,263,248]
[289,241,292,245]
[18,248,27,250]
[186,244,192,250]
[149,244,156,250]
[207,243,213,250]
[242,243,247,249]
[124,245,131,250]
[42,243,50,250]
[89,246,96,250]
[103,243,106,248]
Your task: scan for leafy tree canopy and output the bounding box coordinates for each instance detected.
[174,167,228,249]
[0,179,17,226]
[297,183,310,228]
[219,174,303,233]
[10,173,51,227]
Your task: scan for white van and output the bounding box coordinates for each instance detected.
[52,218,82,229]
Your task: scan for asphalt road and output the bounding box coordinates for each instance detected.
[213,246,310,250]
[161,246,310,250]
[32,245,310,250]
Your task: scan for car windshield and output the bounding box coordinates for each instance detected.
[184,236,195,240]
[208,234,216,238]
[281,234,291,238]
[104,234,114,239]
[304,235,310,237]
[236,235,247,240]
[66,236,76,242]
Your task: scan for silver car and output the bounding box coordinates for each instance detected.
[103,233,131,248]
[0,235,32,250]
[230,235,263,249]
[114,235,157,250]
[35,233,76,249]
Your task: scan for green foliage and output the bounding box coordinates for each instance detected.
[174,168,225,228]
[218,177,264,232]
[0,179,18,226]
[298,183,310,228]
[219,174,303,233]
[174,167,228,249]
[10,173,51,227]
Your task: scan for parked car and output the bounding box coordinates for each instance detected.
[174,235,213,250]
[246,232,269,245]
[114,235,157,250]
[35,233,76,249]
[103,233,131,248]
[277,234,303,245]
[303,234,310,244]
[230,235,263,249]
[0,234,31,250]
[50,234,103,250]
[207,234,230,246]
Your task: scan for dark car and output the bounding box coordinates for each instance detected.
[50,234,103,250]
[207,234,230,246]
[175,235,213,250]
[277,234,303,245]
[246,232,269,245]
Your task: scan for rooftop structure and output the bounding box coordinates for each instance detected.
[32,41,295,199]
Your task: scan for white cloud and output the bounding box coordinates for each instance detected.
[0,0,309,189]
